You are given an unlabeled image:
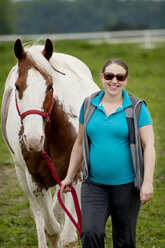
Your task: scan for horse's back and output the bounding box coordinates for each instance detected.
[51,52,93,79]
[50,51,99,106]
[28,45,93,79]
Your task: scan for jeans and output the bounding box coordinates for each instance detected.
[81,180,141,248]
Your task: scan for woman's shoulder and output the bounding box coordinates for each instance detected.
[128,93,144,105]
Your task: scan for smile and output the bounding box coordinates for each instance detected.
[108,84,120,89]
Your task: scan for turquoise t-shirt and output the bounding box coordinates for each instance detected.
[79,90,152,185]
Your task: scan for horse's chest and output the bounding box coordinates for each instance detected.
[21,149,69,188]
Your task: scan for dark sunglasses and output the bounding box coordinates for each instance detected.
[103,72,127,82]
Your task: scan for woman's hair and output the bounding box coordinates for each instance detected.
[101,59,128,75]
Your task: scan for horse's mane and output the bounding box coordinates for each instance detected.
[24,44,94,84]
[25,45,54,79]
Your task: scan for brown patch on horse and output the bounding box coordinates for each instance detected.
[15,57,30,99]
[20,97,77,189]
[15,52,53,100]
[43,82,53,114]
[1,87,14,154]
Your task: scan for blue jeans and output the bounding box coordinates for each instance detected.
[81,180,141,248]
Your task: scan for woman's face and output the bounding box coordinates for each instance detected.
[100,63,128,96]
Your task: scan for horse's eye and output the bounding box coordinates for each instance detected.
[47,85,52,91]
[15,85,19,91]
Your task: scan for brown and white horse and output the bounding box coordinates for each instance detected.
[1,39,99,248]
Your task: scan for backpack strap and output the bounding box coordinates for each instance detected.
[83,90,101,123]
[82,90,101,180]
[127,94,144,118]
[128,94,146,119]
[125,94,144,144]
[126,94,146,189]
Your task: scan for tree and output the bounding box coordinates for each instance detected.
[0,0,15,34]
[14,0,165,34]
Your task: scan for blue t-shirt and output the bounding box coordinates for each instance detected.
[79,90,152,185]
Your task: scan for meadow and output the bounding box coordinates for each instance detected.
[0,40,165,248]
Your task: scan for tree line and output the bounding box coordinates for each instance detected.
[0,0,165,34]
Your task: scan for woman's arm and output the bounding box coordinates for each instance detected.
[61,123,83,192]
[139,124,156,205]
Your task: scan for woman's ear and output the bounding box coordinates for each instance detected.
[100,73,103,80]
[124,76,129,86]
[100,73,104,85]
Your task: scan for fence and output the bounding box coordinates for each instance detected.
[0,29,165,47]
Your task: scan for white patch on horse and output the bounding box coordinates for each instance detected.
[20,68,47,151]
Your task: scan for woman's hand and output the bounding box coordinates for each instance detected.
[61,177,73,193]
[140,181,153,205]
[61,170,82,193]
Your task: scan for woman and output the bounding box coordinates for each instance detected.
[61,59,155,248]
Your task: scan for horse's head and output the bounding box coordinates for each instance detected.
[14,39,54,152]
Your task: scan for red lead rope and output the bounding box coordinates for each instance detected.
[42,151,82,236]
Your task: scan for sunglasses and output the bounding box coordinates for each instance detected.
[103,72,127,82]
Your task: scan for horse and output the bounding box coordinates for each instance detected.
[1,39,99,248]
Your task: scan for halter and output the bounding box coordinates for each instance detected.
[15,88,54,123]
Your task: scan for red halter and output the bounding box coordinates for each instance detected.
[15,89,54,122]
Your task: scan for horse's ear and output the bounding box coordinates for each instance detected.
[43,39,53,60]
[14,39,26,60]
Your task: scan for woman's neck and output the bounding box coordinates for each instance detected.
[102,91,123,105]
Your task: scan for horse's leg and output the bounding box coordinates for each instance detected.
[54,182,81,248]
[53,185,65,229]
[14,160,47,248]
[25,168,62,248]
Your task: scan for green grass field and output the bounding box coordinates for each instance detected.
[0,40,165,248]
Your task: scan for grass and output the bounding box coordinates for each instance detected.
[0,40,165,247]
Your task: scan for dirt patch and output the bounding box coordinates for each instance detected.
[0,164,16,183]
[0,164,19,195]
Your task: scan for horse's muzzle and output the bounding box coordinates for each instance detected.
[23,134,44,152]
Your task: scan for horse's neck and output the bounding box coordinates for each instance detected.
[45,97,77,160]
[43,98,77,180]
